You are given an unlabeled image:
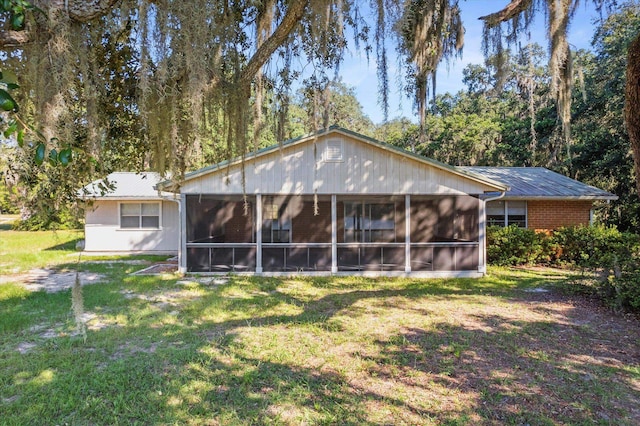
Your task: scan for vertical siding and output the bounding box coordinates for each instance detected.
[180,134,497,195]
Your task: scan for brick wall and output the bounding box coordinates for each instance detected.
[527,200,593,232]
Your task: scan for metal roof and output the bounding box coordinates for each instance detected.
[79,172,171,199]
[460,167,617,200]
[158,126,508,193]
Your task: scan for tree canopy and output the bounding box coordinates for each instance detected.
[0,0,638,228]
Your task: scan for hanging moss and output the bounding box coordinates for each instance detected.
[396,0,464,142]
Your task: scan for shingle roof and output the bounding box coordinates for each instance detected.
[79,172,169,199]
[460,167,617,200]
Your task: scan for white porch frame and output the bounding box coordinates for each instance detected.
[180,193,488,277]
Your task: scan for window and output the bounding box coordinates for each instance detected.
[262,203,291,243]
[344,202,396,242]
[120,202,160,229]
[486,200,527,228]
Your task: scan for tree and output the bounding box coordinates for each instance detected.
[294,80,374,137]
[1,0,638,222]
[571,3,640,230]
[479,0,640,201]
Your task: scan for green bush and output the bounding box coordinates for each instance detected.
[487,225,553,266]
[598,272,640,312]
[13,205,83,231]
[552,225,640,271]
[487,224,640,312]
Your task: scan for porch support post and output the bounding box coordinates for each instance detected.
[179,193,187,274]
[478,198,487,274]
[331,194,337,273]
[405,194,411,273]
[256,194,263,274]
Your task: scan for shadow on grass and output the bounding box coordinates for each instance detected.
[3,270,639,424]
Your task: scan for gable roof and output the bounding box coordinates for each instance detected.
[460,167,617,200]
[159,126,509,193]
[79,172,170,200]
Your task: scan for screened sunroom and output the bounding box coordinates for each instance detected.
[184,193,483,274]
[164,127,508,277]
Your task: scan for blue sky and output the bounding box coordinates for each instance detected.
[338,1,603,124]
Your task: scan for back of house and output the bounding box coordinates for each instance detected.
[79,127,616,275]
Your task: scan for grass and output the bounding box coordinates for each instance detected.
[1,231,639,425]
[0,228,83,274]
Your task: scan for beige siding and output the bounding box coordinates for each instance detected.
[180,134,496,195]
[84,200,179,252]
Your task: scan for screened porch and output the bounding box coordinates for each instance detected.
[185,194,481,274]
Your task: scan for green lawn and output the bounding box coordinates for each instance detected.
[1,230,639,425]
[0,228,83,274]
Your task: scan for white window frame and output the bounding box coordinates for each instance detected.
[486,200,527,228]
[262,202,291,243]
[118,201,162,230]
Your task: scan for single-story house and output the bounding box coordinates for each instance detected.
[80,127,616,276]
[80,172,179,254]
[459,167,618,232]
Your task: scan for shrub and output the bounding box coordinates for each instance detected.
[487,225,553,266]
[598,272,640,312]
[551,225,640,313]
[551,225,640,272]
[488,224,640,312]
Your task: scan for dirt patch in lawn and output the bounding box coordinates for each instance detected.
[345,287,640,424]
[0,268,105,292]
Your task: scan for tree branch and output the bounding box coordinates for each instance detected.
[478,0,533,27]
[0,29,30,47]
[238,0,307,87]
[66,0,122,22]
[0,0,122,48]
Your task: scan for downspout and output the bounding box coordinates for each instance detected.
[158,191,183,274]
[479,191,506,275]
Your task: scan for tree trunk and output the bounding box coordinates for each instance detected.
[625,33,640,200]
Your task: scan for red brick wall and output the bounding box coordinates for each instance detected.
[527,200,593,232]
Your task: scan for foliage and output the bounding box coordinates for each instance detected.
[387,5,640,233]
[571,2,640,230]
[396,0,463,135]
[0,1,637,234]
[292,80,375,139]
[487,223,640,312]
[487,225,553,266]
[599,272,640,312]
[552,225,640,270]
[551,225,640,312]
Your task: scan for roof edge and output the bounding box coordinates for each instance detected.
[160,126,509,193]
[501,195,619,201]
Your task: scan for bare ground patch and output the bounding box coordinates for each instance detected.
[0,268,105,292]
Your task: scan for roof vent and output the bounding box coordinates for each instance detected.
[324,138,344,162]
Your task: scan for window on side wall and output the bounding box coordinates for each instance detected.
[120,202,161,229]
[486,200,527,228]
